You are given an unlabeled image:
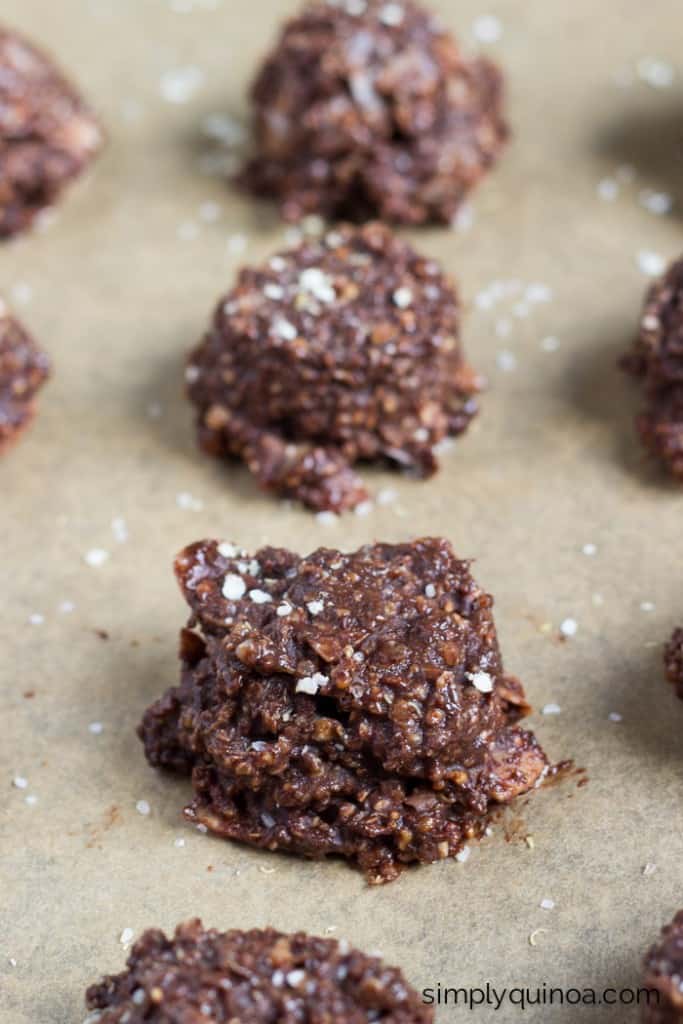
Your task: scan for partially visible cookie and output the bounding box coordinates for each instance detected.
[641,910,683,1023]
[664,629,683,700]
[0,27,102,238]
[85,919,433,1023]
[241,0,507,225]
[0,301,49,451]
[622,256,683,480]
[187,222,481,512]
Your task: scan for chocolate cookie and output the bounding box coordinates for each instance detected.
[187,222,480,512]
[665,628,683,699]
[241,0,507,225]
[0,301,49,451]
[622,256,683,480]
[641,910,683,1023]
[140,537,550,884]
[86,920,432,1023]
[0,27,102,238]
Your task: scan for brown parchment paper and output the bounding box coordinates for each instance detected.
[2,1,682,1021]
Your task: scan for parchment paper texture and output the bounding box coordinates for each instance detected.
[2,2,682,1022]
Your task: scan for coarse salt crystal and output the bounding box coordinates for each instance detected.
[379,2,404,26]
[307,600,324,615]
[424,584,436,598]
[643,862,657,876]
[28,613,44,625]
[540,898,555,911]
[273,318,297,341]
[597,178,618,201]
[468,671,493,693]
[608,711,622,723]
[174,837,186,848]
[160,66,204,104]
[287,969,305,987]
[472,14,502,43]
[455,846,471,863]
[120,928,134,946]
[13,776,28,789]
[560,618,578,637]
[354,500,373,517]
[136,800,151,816]
[264,283,285,301]
[111,517,128,543]
[299,267,336,303]
[582,543,597,556]
[296,673,327,695]
[542,703,562,715]
[316,511,337,525]
[25,794,38,806]
[637,250,666,277]
[89,722,104,735]
[497,350,517,372]
[277,603,292,617]
[393,287,413,308]
[249,589,271,604]
[85,549,109,568]
[640,601,655,612]
[217,542,239,558]
[222,574,246,600]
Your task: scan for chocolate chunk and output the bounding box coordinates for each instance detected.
[139,537,550,884]
[0,301,49,451]
[665,628,683,700]
[86,920,432,1023]
[622,256,683,480]
[187,222,481,512]
[240,0,507,225]
[641,910,683,1023]
[0,27,102,238]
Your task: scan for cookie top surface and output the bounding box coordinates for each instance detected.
[173,536,528,777]
[190,222,461,379]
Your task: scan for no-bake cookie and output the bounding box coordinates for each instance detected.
[140,537,550,884]
[0,301,49,451]
[665,629,683,700]
[187,222,480,512]
[0,27,102,238]
[241,0,507,225]
[86,919,432,1023]
[622,256,683,480]
[641,910,683,1023]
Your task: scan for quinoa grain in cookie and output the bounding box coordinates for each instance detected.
[0,301,49,451]
[0,27,102,238]
[187,222,481,512]
[622,256,683,480]
[139,537,552,884]
[241,0,507,225]
[86,920,433,1023]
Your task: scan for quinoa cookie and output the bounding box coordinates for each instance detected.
[187,222,481,512]
[622,256,683,480]
[241,0,507,225]
[139,537,550,884]
[641,910,683,1023]
[0,27,102,238]
[665,628,683,700]
[85,919,433,1023]
[0,300,49,451]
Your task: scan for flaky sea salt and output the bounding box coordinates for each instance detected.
[85,549,109,568]
[542,703,562,715]
[222,574,246,600]
[472,14,502,43]
[296,673,327,695]
[468,671,493,693]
